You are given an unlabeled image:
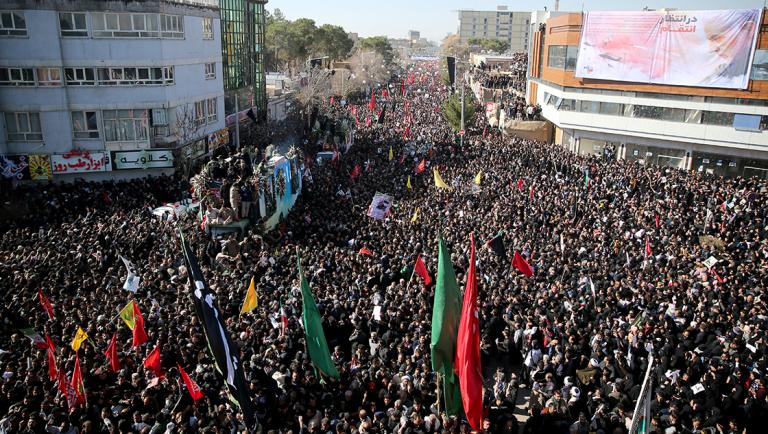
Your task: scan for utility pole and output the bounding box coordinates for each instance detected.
[234,93,241,150]
[460,79,465,148]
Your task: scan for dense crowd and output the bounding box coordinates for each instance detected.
[1,60,767,434]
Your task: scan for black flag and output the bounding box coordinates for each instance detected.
[485,232,507,261]
[377,105,386,124]
[180,232,257,429]
[246,108,257,124]
[446,56,456,87]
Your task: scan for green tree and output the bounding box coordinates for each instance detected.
[468,38,509,53]
[441,91,476,132]
[312,24,354,61]
[440,34,470,61]
[359,36,396,67]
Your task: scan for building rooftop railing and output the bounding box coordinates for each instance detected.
[166,0,219,8]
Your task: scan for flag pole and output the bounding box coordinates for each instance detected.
[436,372,442,415]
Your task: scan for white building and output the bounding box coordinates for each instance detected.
[0,0,227,182]
[457,6,530,52]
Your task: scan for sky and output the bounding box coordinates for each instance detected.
[266,0,767,42]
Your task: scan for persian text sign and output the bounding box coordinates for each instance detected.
[575,9,762,89]
[113,150,174,170]
[52,151,110,174]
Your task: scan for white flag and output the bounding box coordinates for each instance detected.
[120,255,140,293]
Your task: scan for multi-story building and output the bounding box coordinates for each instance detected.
[220,0,267,135]
[529,10,768,178]
[408,30,420,43]
[0,0,227,181]
[457,6,530,52]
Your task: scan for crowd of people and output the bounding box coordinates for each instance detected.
[0,60,767,434]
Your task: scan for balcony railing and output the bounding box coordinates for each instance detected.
[165,0,219,8]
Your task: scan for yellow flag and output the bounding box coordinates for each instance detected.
[241,277,258,315]
[388,146,393,161]
[119,300,136,330]
[411,207,420,222]
[433,168,453,190]
[407,175,412,190]
[474,170,482,186]
[71,327,88,351]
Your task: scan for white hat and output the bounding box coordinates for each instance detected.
[571,387,581,399]
[590,358,599,367]
[564,376,573,386]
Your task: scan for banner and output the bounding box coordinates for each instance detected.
[29,155,52,180]
[0,155,31,180]
[367,192,393,220]
[113,150,174,170]
[207,128,230,149]
[51,151,110,174]
[575,9,762,89]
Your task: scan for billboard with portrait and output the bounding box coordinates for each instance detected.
[575,9,762,89]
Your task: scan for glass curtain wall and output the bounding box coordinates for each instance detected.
[220,0,266,116]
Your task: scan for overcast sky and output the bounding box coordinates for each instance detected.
[266,0,766,42]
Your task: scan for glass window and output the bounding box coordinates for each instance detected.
[4,112,42,141]
[194,101,206,126]
[202,17,213,39]
[661,107,685,122]
[71,111,99,138]
[0,67,34,86]
[751,50,768,81]
[151,108,168,126]
[557,98,576,111]
[36,67,62,86]
[59,12,88,37]
[599,102,622,116]
[578,100,600,113]
[684,109,702,124]
[205,62,215,79]
[161,14,183,38]
[102,109,148,144]
[0,11,27,36]
[548,45,566,69]
[632,105,664,119]
[702,111,735,126]
[733,114,762,131]
[64,67,95,86]
[207,98,217,123]
[93,12,161,38]
[565,45,578,71]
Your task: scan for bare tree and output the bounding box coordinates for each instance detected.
[345,50,390,97]
[174,103,206,179]
[296,66,334,108]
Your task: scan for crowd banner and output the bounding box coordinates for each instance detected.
[113,150,174,170]
[575,9,762,89]
[1,154,54,180]
[367,192,393,220]
[52,151,110,174]
[207,128,230,150]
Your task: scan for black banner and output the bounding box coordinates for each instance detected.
[447,56,456,87]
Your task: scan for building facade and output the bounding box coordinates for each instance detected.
[220,0,266,124]
[529,12,768,179]
[457,6,530,52]
[0,0,227,181]
[408,30,420,43]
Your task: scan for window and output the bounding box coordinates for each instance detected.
[0,11,26,36]
[102,109,149,144]
[59,12,87,37]
[684,109,702,124]
[64,67,96,86]
[5,112,42,141]
[751,50,768,81]
[96,66,173,85]
[36,68,62,86]
[151,109,168,126]
[565,46,579,71]
[548,45,566,69]
[0,67,35,86]
[733,114,762,131]
[205,62,215,79]
[207,98,217,123]
[202,17,213,39]
[71,111,99,138]
[92,12,159,38]
[161,14,183,38]
[632,105,664,120]
[702,111,735,126]
[194,101,205,126]
[578,100,600,114]
[556,98,576,111]
[599,102,622,116]
[661,107,685,122]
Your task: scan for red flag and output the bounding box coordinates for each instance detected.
[39,289,54,320]
[645,238,652,257]
[177,363,204,401]
[400,79,405,96]
[381,88,388,98]
[358,247,373,256]
[71,354,86,406]
[132,302,148,347]
[351,164,361,179]
[517,178,524,191]
[368,93,376,111]
[454,234,483,431]
[713,268,724,283]
[144,345,164,378]
[279,303,288,337]
[529,185,535,200]
[655,213,660,228]
[413,255,432,286]
[482,125,487,138]
[721,201,727,212]
[415,159,426,174]
[404,126,411,140]
[105,333,120,373]
[408,73,415,85]
[512,251,533,277]
[329,96,335,105]
[57,370,69,398]
[45,335,57,381]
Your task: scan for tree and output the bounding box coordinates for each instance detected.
[358,36,396,67]
[440,34,470,61]
[312,24,354,61]
[344,50,390,96]
[468,38,510,53]
[441,92,476,132]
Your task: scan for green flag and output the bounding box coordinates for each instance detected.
[297,249,339,378]
[430,236,462,415]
